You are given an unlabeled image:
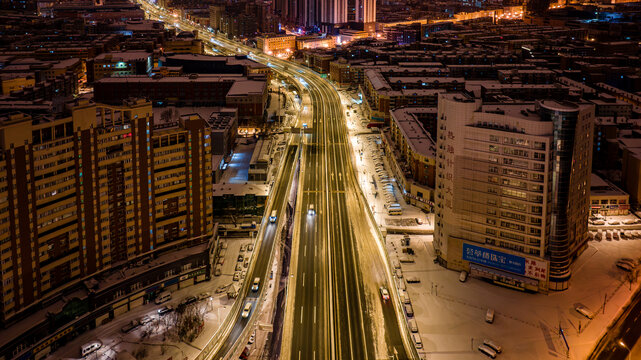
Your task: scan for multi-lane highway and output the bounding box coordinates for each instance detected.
[138,2,416,358]
[590,288,641,360]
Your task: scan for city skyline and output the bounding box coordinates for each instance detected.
[0,0,640,359]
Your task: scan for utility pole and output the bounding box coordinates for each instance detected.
[603,293,607,314]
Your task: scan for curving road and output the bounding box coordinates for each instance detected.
[137,2,416,358]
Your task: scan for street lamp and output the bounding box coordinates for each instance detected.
[619,340,631,360]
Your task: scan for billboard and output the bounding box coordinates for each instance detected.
[463,243,547,281]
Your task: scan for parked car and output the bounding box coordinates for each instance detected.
[485,308,495,323]
[158,305,174,315]
[459,271,468,282]
[478,344,497,358]
[483,339,502,353]
[121,319,141,333]
[198,292,211,301]
[180,296,197,306]
[575,305,594,319]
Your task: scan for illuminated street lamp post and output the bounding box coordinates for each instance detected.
[619,340,631,360]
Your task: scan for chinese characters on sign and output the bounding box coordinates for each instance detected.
[462,243,548,281]
[524,258,547,280]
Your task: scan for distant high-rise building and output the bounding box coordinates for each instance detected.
[275,0,374,30]
[0,99,214,322]
[435,94,594,292]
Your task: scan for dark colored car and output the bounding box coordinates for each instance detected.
[121,319,141,333]
[158,305,174,315]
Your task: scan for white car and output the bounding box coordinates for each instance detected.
[308,204,315,215]
[379,287,390,302]
[252,277,260,292]
[241,302,253,318]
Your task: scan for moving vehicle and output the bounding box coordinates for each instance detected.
[269,210,277,223]
[483,339,502,353]
[379,287,390,302]
[575,305,594,319]
[486,308,495,323]
[241,302,253,318]
[154,291,171,305]
[478,344,497,358]
[308,204,315,215]
[252,277,261,292]
[81,341,101,357]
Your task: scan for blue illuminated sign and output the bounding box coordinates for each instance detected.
[462,243,525,275]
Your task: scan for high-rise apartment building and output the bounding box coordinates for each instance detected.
[435,93,593,292]
[0,99,213,323]
[275,0,374,30]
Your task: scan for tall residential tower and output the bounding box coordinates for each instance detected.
[434,94,594,292]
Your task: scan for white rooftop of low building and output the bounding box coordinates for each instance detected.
[94,50,151,62]
[226,80,266,96]
[590,173,628,196]
[390,107,436,158]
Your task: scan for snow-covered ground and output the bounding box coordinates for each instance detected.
[387,234,641,360]
[49,238,255,360]
[338,88,641,360]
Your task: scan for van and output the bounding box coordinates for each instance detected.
[483,339,502,353]
[269,210,277,223]
[404,304,414,317]
[387,207,403,216]
[412,333,423,349]
[485,308,495,323]
[155,291,171,305]
[81,341,101,357]
[408,318,418,333]
[478,344,497,358]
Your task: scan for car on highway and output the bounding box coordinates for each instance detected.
[241,302,253,318]
[308,204,315,215]
[252,277,261,292]
[158,305,174,315]
[379,287,390,302]
[121,319,141,333]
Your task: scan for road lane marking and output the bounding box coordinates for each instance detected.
[304,244,307,257]
[314,305,316,324]
[298,351,301,360]
[315,272,317,287]
[301,306,304,323]
[303,272,305,287]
